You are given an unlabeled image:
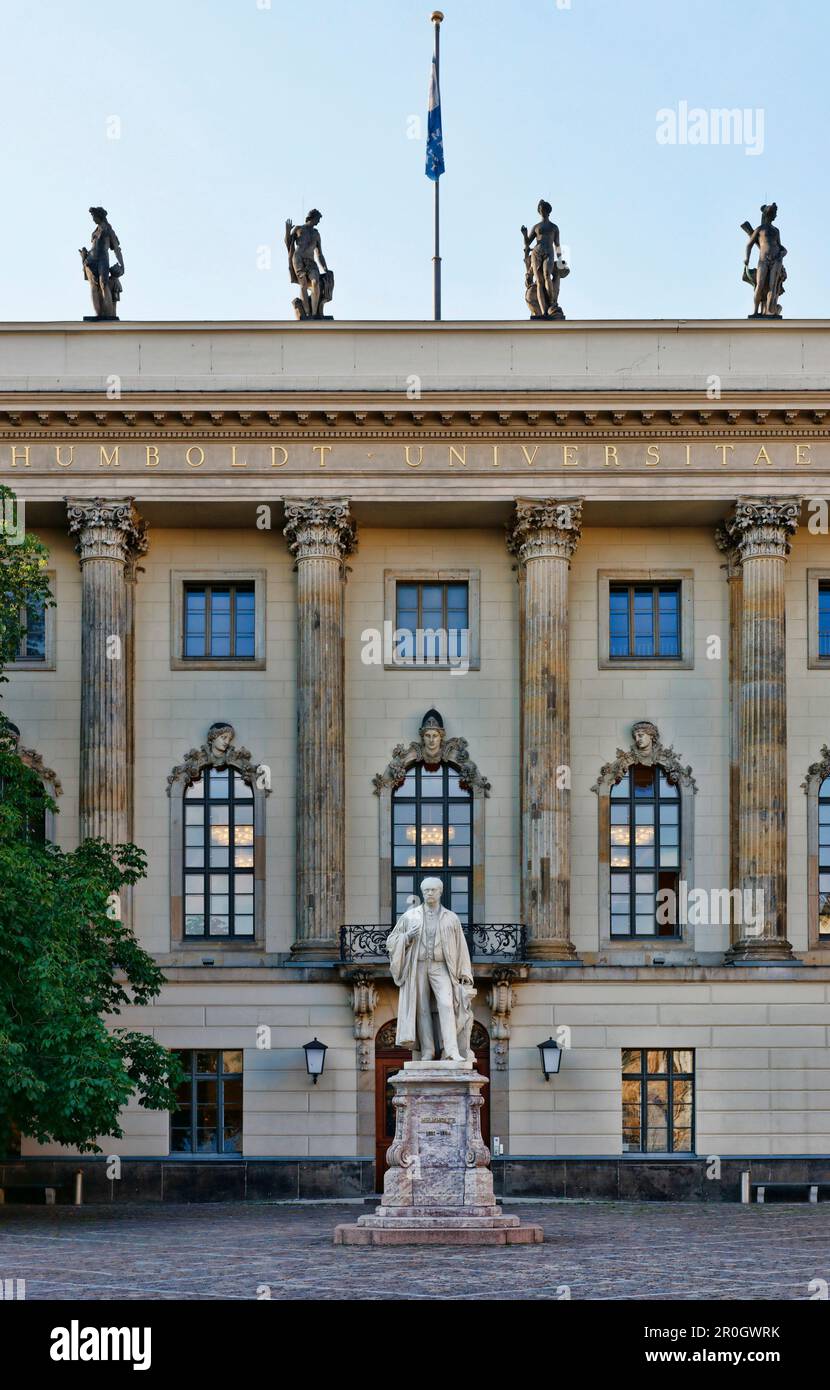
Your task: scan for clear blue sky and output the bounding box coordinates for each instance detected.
[2,0,827,321]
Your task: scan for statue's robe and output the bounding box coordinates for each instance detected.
[386,904,474,1054]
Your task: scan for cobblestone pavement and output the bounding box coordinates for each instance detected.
[1,1200,828,1300]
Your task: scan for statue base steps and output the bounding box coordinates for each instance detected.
[332,1061,543,1247]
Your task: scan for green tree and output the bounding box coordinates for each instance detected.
[0,486,182,1154]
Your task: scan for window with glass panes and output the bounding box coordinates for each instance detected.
[818,776,830,938]
[609,583,681,659]
[170,1050,243,1154]
[12,597,46,661]
[391,762,472,924]
[819,583,830,659]
[622,1048,694,1153]
[183,767,255,937]
[610,766,681,937]
[183,582,256,659]
[395,580,469,665]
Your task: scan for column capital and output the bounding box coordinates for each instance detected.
[66,497,147,566]
[506,497,583,564]
[718,497,800,564]
[283,498,357,562]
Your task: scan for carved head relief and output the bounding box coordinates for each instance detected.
[631,720,659,761]
[207,721,235,762]
[419,708,445,765]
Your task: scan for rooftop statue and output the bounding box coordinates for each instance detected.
[741,203,787,319]
[79,207,124,320]
[285,209,334,320]
[521,199,569,320]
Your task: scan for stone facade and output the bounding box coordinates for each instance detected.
[4,320,830,1192]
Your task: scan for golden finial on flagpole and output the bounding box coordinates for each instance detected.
[431,12,444,23]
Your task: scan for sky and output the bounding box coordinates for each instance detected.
[1,0,828,322]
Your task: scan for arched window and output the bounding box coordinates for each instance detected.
[802,749,830,948]
[374,708,490,926]
[184,768,255,938]
[168,722,268,948]
[609,765,680,938]
[593,721,696,950]
[392,761,472,923]
[0,722,61,842]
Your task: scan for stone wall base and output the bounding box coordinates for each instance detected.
[3,1155,830,1203]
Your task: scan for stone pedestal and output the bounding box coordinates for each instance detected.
[334,1062,542,1246]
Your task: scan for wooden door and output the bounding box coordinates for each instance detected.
[374,1020,490,1186]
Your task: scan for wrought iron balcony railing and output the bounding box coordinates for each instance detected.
[339,923,527,965]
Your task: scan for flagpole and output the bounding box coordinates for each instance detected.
[431,11,443,321]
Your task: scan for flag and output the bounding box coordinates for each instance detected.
[425,55,444,180]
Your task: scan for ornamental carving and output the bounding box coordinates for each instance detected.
[505,497,583,564]
[349,972,379,1071]
[591,721,697,793]
[375,1018,489,1051]
[283,498,357,562]
[717,496,800,563]
[802,745,830,794]
[66,497,147,566]
[488,970,515,1071]
[372,707,490,796]
[0,722,62,795]
[166,721,270,796]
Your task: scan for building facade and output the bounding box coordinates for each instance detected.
[3,317,830,1200]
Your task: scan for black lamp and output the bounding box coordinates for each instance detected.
[538,1037,563,1080]
[303,1037,328,1084]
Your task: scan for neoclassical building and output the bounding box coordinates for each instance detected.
[3,317,830,1199]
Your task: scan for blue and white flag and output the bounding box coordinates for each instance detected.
[425,55,444,181]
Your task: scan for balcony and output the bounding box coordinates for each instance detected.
[339,923,527,965]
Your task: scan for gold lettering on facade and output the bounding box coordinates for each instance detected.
[715,443,735,466]
[313,445,332,468]
[404,445,424,468]
[145,445,159,468]
[10,446,30,468]
[685,443,692,467]
[491,445,500,467]
[54,445,74,468]
[521,444,539,467]
[604,444,620,467]
[271,445,288,468]
[99,445,119,467]
[186,445,205,468]
[562,444,579,467]
[230,445,246,468]
[795,443,812,466]
[645,444,660,466]
[753,445,773,466]
[449,445,467,467]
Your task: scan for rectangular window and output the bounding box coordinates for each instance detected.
[13,598,47,661]
[395,580,469,666]
[819,583,830,659]
[170,1049,243,1155]
[183,583,256,660]
[621,1048,694,1154]
[184,769,255,938]
[609,583,681,660]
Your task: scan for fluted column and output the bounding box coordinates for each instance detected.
[719,498,799,962]
[714,527,742,945]
[506,498,583,960]
[67,498,147,847]
[284,499,357,958]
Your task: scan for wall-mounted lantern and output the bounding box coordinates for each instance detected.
[304,1037,328,1084]
[538,1037,563,1080]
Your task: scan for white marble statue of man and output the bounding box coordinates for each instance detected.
[387,878,475,1062]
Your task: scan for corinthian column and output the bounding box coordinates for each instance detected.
[506,498,583,960]
[283,499,357,958]
[714,526,742,945]
[719,497,799,962]
[67,498,147,846]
